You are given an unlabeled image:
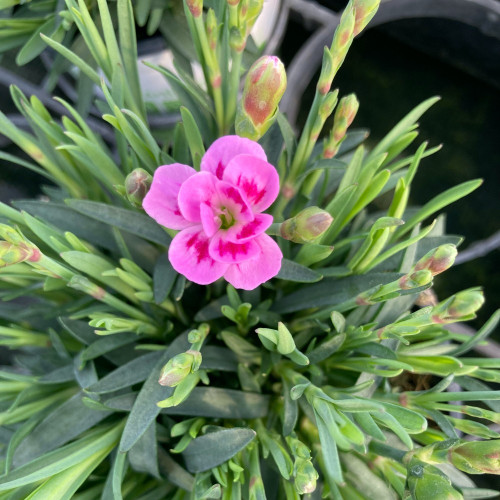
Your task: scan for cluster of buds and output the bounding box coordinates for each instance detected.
[399,244,457,290]
[235,55,287,140]
[256,322,309,365]
[158,324,209,387]
[124,168,152,208]
[228,0,264,52]
[286,435,319,494]
[280,207,333,244]
[323,94,359,158]
[356,245,456,307]
[158,349,202,387]
[431,287,485,324]
[0,225,40,268]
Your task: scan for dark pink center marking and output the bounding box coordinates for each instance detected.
[215,161,225,179]
[239,176,265,205]
[237,219,261,239]
[186,233,210,263]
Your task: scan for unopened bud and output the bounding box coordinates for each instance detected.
[158,349,202,387]
[331,5,355,55]
[0,241,40,267]
[244,0,264,33]
[310,90,339,141]
[294,459,319,494]
[236,56,287,140]
[414,244,457,276]
[229,26,246,52]
[317,47,335,95]
[185,0,203,17]
[206,9,218,51]
[332,94,359,142]
[432,288,484,324]
[449,440,500,475]
[399,269,433,290]
[280,207,333,244]
[126,168,152,208]
[227,0,239,6]
[353,0,381,36]
[407,459,463,500]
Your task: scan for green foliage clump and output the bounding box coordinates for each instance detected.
[0,0,498,499]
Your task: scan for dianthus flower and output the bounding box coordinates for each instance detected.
[143,135,282,290]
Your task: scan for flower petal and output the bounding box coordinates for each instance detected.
[225,213,273,243]
[223,155,280,212]
[142,164,196,230]
[178,171,218,223]
[169,226,228,285]
[209,232,260,263]
[224,234,282,290]
[201,135,267,179]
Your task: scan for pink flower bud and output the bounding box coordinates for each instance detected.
[332,94,359,141]
[414,244,457,276]
[0,241,39,267]
[280,207,333,244]
[353,0,381,37]
[236,56,287,140]
[125,168,152,208]
[432,288,484,324]
[449,440,500,475]
[399,269,433,290]
[185,0,203,18]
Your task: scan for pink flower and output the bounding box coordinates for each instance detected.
[143,135,282,290]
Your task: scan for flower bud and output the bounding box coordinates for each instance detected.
[229,26,246,52]
[414,244,457,276]
[0,241,40,267]
[244,0,264,34]
[332,94,359,142]
[449,440,500,475]
[280,207,333,244]
[317,47,335,95]
[331,5,355,55]
[399,269,433,290]
[235,56,287,141]
[407,459,463,500]
[126,168,152,208]
[158,349,202,387]
[206,9,218,51]
[294,458,319,495]
[353,0,381,37]
[185,0,203,18]
[432,288,484,324]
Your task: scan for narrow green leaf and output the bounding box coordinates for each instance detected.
[129,421,160,478]
[0,424,122,491]
[161,387,269,419]
[119,332,190,451]
[66,200,171,246]
[13,392,111,467]
[182,428,256,473]
[276,259,322,283]
[180,106,205,170]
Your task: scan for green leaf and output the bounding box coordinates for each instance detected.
[153,254,176,304]
[119,332,190,451]
[13,392,111,467]
[367,97,440,161]
[80,333,137,363]
[66,200,171,246]
[450,309,500,357]
[128,421,160,478]
[182,428,256,473]
[24,443,111,500]
[180,106,205,169]
[394,179,482,240]
[378,402,427,433]
[161,387,269,419]
[86,350,164,394]
[0,424,122,491]
[40,33,101,85]
[272,272,402,314]
[276,259,322,283]
[101,450,127,500]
